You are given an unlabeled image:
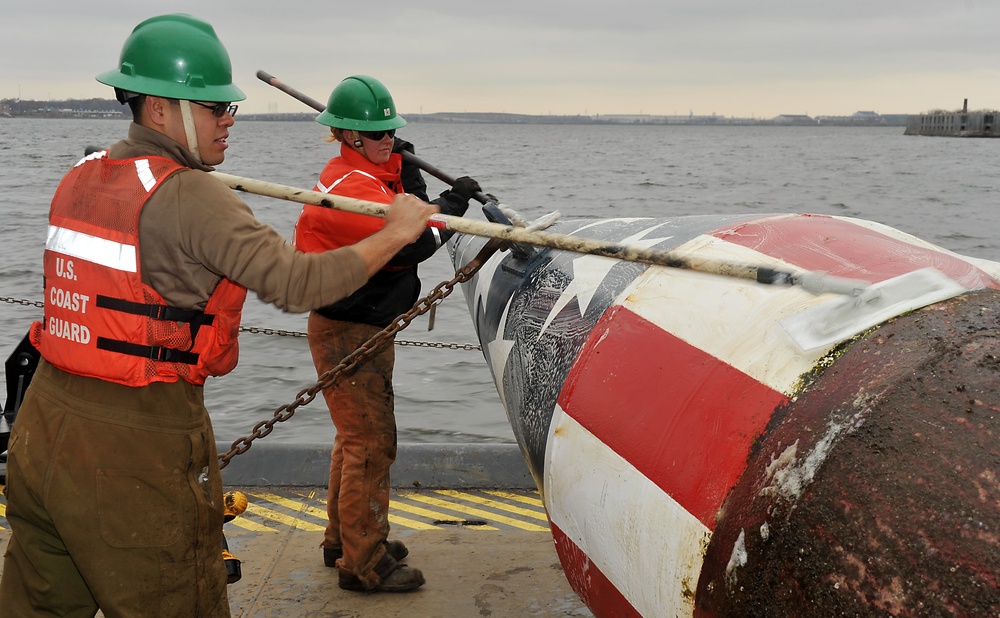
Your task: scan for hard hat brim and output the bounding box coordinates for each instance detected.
[97,69,247,102]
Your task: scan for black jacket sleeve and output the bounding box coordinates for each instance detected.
[384,185,472,268]
[393,137,429,201]
[386,142,475,268]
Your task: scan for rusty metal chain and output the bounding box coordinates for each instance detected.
[0,296,43,308]
[238,325,307,338]
[238,323,480,350]
[395,339,480,351]
[0,298,480,350]
[0,241,499,471]
[217,239,505,469]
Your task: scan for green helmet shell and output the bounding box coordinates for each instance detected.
[96,14,245,102]
[316,75,406,131]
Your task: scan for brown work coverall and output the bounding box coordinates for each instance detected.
[309,314,397,588]
[0,123,369,616]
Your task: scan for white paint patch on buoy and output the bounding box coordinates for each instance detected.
[725,529,748,586]
[759,400,873,507]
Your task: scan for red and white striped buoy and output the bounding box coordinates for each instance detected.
[450,213,1000,617]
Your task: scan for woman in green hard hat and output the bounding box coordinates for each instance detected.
[293,76,481,593]
[0,15,437,617]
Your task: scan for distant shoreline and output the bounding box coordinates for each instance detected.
[0,97,912,126]
[0,110,909,127]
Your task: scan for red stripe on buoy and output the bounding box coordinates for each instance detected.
[558,305,787,529]
[712,214,1000,289]
[551,522,642,618]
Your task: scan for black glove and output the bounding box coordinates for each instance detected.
[450,176,482,202]
[392,137,415,156]
[393,138,429,200]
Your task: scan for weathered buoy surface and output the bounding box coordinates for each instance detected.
[449,213,1000,617]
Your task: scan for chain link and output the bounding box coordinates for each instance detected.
[238,323,480,350]
[0,296,43,308]
[0,240,501,471]
[217,239,504,469]
[0,298,481,351]
[395,339,481,351]
[238,325,307,337]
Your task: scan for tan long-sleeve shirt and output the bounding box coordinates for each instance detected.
[112,123,367,313]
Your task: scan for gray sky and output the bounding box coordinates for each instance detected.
[4,1,1000,117]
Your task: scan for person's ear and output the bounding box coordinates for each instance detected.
[146,96,168,127]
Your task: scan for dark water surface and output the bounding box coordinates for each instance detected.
[1,119,997,446]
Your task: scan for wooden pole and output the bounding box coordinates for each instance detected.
[210,170,868,295]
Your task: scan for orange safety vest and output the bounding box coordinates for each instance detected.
[29,153,247,387]
[293,146,403,254]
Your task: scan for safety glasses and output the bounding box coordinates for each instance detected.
[358,129,396,141]
[191,101,238,118]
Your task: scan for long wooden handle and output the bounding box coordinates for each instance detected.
[256,70,327,113]
[210,171,693,266]
[209,170,868,295]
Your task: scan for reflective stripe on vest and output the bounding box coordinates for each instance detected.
[45,225,138,272]
[317,168,394,197]
[31,155,247,387]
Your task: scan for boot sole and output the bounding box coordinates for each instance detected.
[339,572,425,593]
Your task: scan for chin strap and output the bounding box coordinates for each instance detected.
[178,100,202,163]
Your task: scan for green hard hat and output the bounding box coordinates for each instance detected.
[316,75,406,131]
[96,14,245,102]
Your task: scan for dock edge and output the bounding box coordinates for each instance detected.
[218,442,535,489]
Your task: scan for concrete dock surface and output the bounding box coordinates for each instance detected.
[0,443,594,617]
[225,498,591,617]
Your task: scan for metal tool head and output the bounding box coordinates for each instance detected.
[780,267,966,352]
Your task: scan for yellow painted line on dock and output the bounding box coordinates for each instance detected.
[288,488,500,531]
[433,490,549,522]
[484,490,545,508]
[0,488,549,533]
[389,499,499,531]
[282,491,438,530]
[228,517,279,533]
[247,491,327,521]
[286,489,495,531]
[244,502,325,531]
[401,493,550,532]
[291,489,324,504]
[388,513,440,531]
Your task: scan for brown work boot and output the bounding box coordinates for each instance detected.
[339,552,425,593]
[371,565,426,592]
[323,540,408,567]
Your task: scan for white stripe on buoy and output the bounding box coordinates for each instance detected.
[544,404,711,616]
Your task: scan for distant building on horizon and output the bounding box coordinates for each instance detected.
[773,114,815,125]
[904,98,1000,137]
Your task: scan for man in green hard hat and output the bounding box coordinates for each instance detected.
[0,13,437,616]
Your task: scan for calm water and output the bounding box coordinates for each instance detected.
[1,119,998,447]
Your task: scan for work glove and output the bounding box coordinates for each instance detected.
[392,137,414,155]
[450,176,482,203]
[435,176,480,217]
[393,138,429,201]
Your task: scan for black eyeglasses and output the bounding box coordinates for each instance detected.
[191,101,238,118]
[358,129,395,141]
